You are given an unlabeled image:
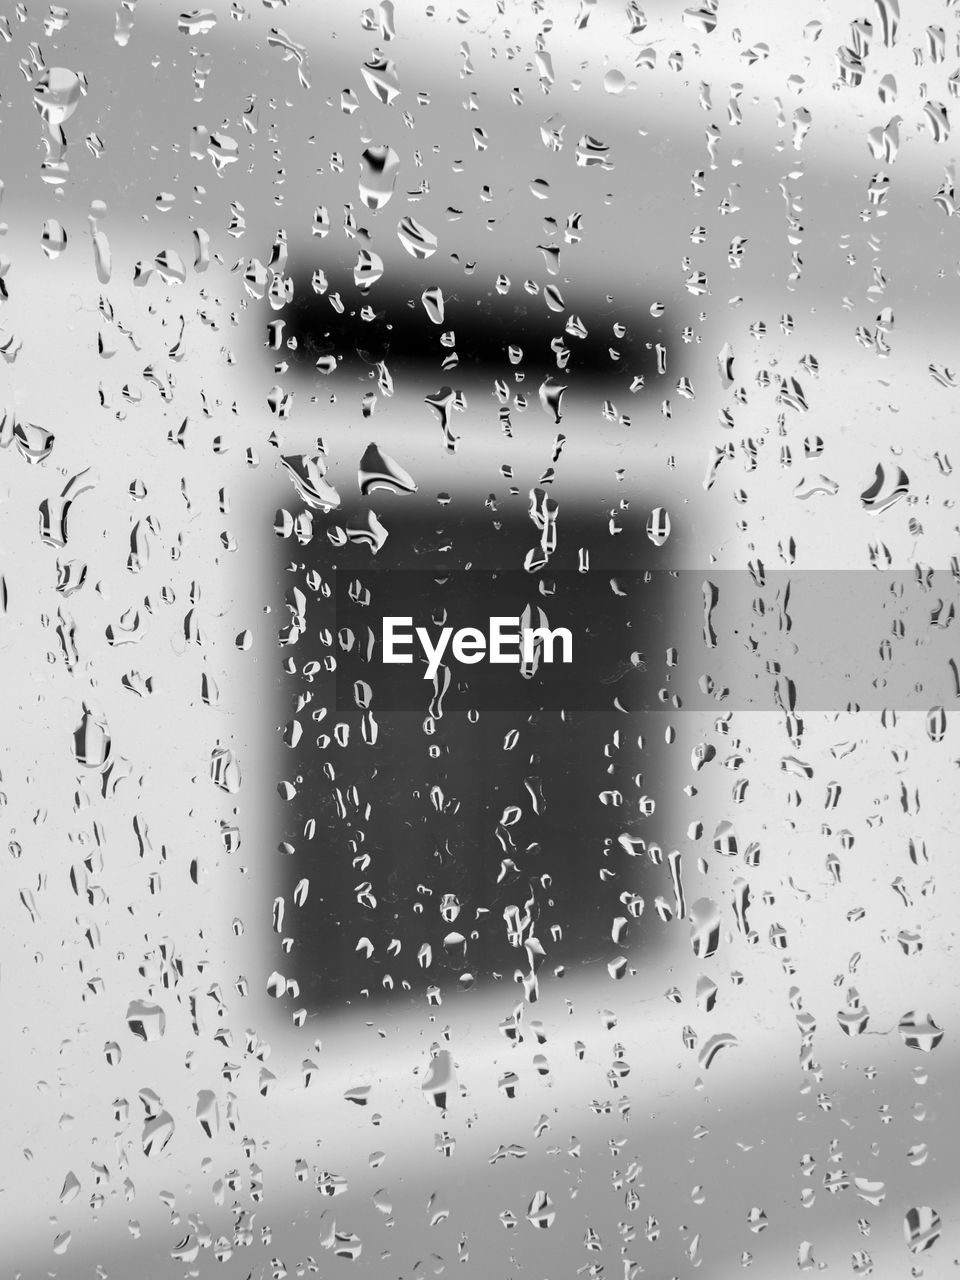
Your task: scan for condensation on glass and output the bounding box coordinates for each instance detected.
[0,0,956,1275]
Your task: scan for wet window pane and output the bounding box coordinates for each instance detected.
[2,1,956,1275]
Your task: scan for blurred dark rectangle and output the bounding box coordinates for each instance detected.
[273,509,676,1010]
[281,272,674,383]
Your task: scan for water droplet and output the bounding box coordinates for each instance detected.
[59,1171,81,1204]
[353,248,384,290]
[358,443,417,496]
[193,1089,219,1138]
[897,1010,944,1052]
[343,509,389,553]
[689,897,721,958]
[397,215,438,259]
[177,10,218,36]
[41,219,67,258]
[141,1109,175,1157]
[210,746,242,793]
[33,68,86,127]
[421,1048,456,1107]
[39,469,96,548]
[926,706,947,741]
[421,286,444,325]
[698,1031,738,1069]
[126,999,166,1042]
[860,461,909,511]
[837,988,870,1035]
[281,454,341,511]
[576,135,612,168]
[683,5,718,34]
[14,421,54,463]
[538,378,566,424]
[854,1177,886,1206]
[903,1205,941,1253]
[361,51,401,105]
[646,507,671,546]
[73,706,111,769]
[359,144,400,210]
[526,1190,556,1229]
[207,132,239,171]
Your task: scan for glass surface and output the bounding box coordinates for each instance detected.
[1,1,957,1274]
